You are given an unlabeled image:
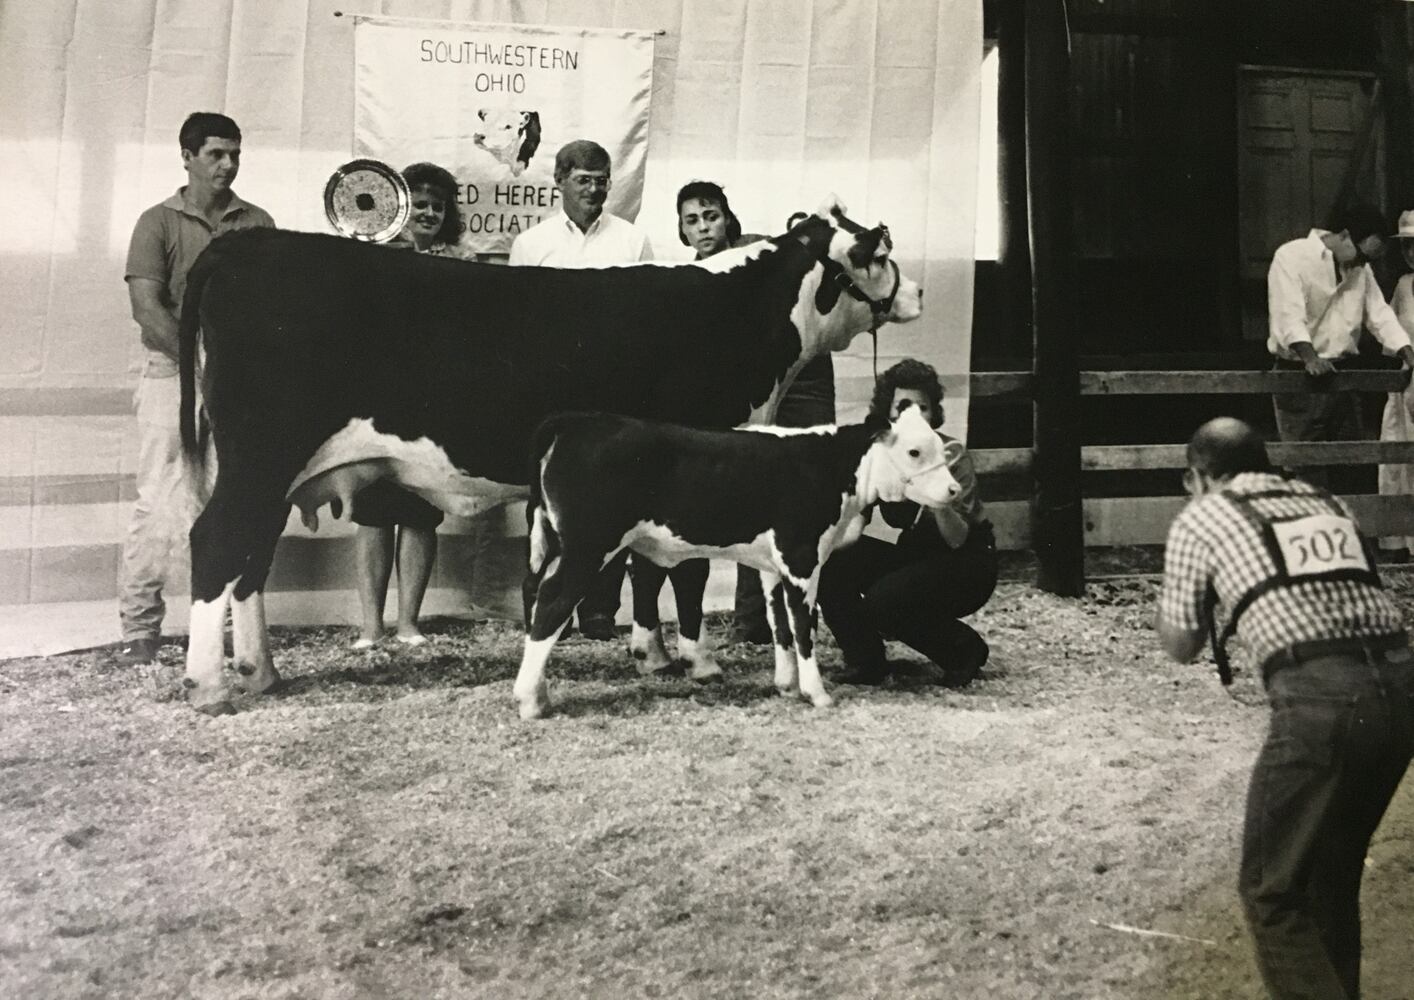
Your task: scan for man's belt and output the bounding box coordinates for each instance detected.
[1261,631,1410,683]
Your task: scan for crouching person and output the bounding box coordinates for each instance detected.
[818,359,997,687]
[1157,416,1414,1000]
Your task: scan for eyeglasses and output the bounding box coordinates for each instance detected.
[568,174,610,190]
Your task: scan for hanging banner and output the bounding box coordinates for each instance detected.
[353,15,655,254]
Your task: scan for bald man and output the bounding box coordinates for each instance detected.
[1158,417,1414,1000]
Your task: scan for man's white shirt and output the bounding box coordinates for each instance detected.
[1267,229,1409,360]
[508,210,653,268]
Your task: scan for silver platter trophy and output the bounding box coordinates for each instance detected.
[323,158,411,243]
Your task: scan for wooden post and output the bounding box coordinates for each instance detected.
[997,0,1032,346]
[1025,0,1085,596]
[1378,2,1414,218]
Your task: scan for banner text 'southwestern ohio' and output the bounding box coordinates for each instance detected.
[419,39,580,93]
[420,40,580,68]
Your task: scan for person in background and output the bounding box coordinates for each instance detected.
[1157,416,1414,1000]
[1267,201,1414,489]
[349,162,465,649]
[816,359,995,686]
[120,112,274,667]
[509,140,653,639]
[1377,208,1414,561]
[676,180,837,645]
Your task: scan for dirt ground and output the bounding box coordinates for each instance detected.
[2,576,1412,1000]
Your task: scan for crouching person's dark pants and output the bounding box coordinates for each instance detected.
[1240,641,1414,1000]
[817,522,997,675]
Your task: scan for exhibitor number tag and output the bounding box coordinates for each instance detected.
[1271,514,1368,577]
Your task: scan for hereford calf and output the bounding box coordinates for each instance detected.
[515,407,960,719]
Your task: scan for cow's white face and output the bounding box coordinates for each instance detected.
[871,407,959,507]
[472,107,529,153]
[813,194,922,326]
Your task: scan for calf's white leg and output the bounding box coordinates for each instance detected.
[514,636,556,720]
[761,570,797,695]
[776,570,832,709]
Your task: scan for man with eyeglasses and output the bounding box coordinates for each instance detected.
[509,139,653,639]
[1267,201,1414,489]
[1158,416,1414,1000]
[508,138,652,268]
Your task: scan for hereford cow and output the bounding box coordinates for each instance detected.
[516,407,960,719]
[178,197,920,715]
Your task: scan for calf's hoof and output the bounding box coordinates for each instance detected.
[630,631,673,675]
[234,661,283,696]
[514,683,549,720]
[686,658,723,683]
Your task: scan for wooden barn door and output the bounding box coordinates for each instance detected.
[1237,67,1382,341]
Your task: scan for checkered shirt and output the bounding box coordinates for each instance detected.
[1160,472,1404,670]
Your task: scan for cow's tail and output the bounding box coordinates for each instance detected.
[526,419,567,576]
[178,244,217,459]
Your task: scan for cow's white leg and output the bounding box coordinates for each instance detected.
[629,622,673,675]
[514,635,556,720]
[762,570,797,694]
[230,589,280,695]
[677,631,723,682]
[184,581,236,716]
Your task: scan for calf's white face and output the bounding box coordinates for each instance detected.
[871,407,959,507]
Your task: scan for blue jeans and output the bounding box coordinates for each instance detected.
[1239,648,1414,999]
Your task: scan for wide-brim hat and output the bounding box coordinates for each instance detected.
[1396,209,1414,240]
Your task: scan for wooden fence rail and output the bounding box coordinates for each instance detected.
[969,369,1414,553]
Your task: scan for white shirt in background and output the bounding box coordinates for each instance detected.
[1266,229,1409,360]
[508,211,653,268]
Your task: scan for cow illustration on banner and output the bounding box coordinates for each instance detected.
[353,16,655,254]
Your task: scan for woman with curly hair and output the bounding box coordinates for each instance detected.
[349,162,466,649]
[397,161,466,256]
[817,358,996,686]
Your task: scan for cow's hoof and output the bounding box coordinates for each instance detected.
[233,661,283,696]
[186,680,237,716]
[774,684,793,699]
[692,667,724,685]
[686,658,723,683]
[808,690,835,709]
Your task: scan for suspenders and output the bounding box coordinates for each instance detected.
[1208,487,1382,685]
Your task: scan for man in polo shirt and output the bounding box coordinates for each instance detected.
[120,112,274,666]
[509,139,653,639]
[1158,416,1414,1000]
[1267,201,1414,488]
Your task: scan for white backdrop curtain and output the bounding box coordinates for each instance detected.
[0,0,980,656]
